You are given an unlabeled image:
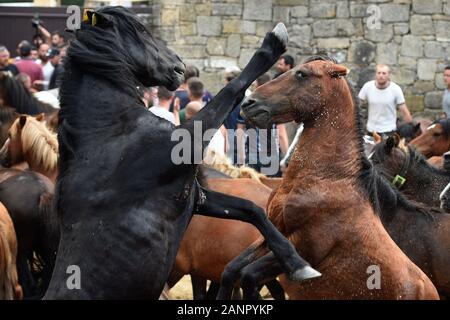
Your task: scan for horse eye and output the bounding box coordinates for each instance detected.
[295,70,307,79]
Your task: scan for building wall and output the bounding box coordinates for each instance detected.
[151,0,449,115]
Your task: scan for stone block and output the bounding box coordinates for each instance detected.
[197,16,222,36]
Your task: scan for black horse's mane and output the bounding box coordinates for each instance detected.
[305,54,437,221]
[0,74,55,114]
[0,106,17,124]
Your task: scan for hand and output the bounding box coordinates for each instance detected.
[173,97,180,113]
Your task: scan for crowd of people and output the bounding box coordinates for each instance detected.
[0,27,67,94]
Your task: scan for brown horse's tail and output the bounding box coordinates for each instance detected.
[0,219,22,300]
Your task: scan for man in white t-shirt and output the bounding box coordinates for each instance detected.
[358,64,412,136]
[149,86,176,125]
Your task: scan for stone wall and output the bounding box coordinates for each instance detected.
[150,0,450,115]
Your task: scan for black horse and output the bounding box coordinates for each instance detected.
[370,135,450,209]
[0,170,59,299]
[44,6,317,299]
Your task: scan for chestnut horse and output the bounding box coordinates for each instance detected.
[0,115,58,183]
[0,201,22,299]
[224,55,439,299]
[410,119,450,158]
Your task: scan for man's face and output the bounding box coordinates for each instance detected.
[376,66,390,86]
[30,49,38,60]
[51,35,61,47]
[444,69,450,86]
[38,44,49,61]
[50,55,60,66]
[276,58,291,74]
[0,50,9,67]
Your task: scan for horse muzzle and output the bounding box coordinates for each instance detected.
[240,98,273,129]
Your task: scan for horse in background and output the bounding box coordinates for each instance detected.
[169,177,284,300]
[233,55,438,299]
[371,135,450,209]
[45,6,315,299]
[0,115,58,183]
[0,201,22,299]
[0,171,58,299]
[410,119,450,158]
[396,119,432,143]
[0,71,56,115]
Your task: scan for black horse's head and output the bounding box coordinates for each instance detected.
[70,6,185,90]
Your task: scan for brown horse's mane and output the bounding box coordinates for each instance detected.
[10,116,58,172]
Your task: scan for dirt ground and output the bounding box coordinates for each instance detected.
[168,275,272,300]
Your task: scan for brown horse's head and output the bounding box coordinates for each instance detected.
[241,57,350,128]
[0,115,27,168]
[410,119,450,158]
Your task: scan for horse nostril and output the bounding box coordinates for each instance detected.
[174,65,185,75]
[241,98,257,110]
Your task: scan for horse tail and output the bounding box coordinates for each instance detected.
[0,213,22,300]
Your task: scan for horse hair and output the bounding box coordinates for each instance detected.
[0,75,54,115]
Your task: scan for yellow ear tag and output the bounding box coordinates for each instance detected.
[83,9,90,23]
[91,13,97,26]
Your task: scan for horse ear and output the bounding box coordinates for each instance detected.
[385,136,396,153]
[413,122,421,133]
[373,131,382,144]
[19,115,27,128]
[329,64,350,78]
[35,113,45,122]
[392,133,401,147]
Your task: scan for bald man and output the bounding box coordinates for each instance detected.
[359,64,412,136]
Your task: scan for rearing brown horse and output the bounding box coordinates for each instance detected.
[219,55,439,299]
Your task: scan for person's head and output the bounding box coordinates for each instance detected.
[58,44,69,59]
[30,46,38,60]
[224,66,241,83]
[375,64,391,86]
[15,73,31,91]
[32,34,44,48]
[47,48,60,66]
[276,54,294,74]
[38,43,50,62]
[185,101,203,120]
[51,31,64,47]
[256,73,271,88]
[157,86,174,102]
[184,65,200,83]
[444,66,450,88]
[18,41,32,58]
[187,77,204,101]
[0,45,10,67]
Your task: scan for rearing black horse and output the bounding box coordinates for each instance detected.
[44,6,317,299]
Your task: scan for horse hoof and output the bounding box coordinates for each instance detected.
[290,266,321,281]
[272,22,288,47]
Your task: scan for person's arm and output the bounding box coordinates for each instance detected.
[220,125,228,154]
[173,97,180,126]
[236,123,246,166]
[398,103,413,123]
[276,124,289,157]
[38,25,52,45]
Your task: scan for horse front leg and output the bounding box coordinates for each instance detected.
[194,187,320,293]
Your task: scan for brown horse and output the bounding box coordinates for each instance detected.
[410,119,450,158]
[169,177,282,299]
[0,201,22,299]
[224,55,439,299]
[0,115,58,183]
